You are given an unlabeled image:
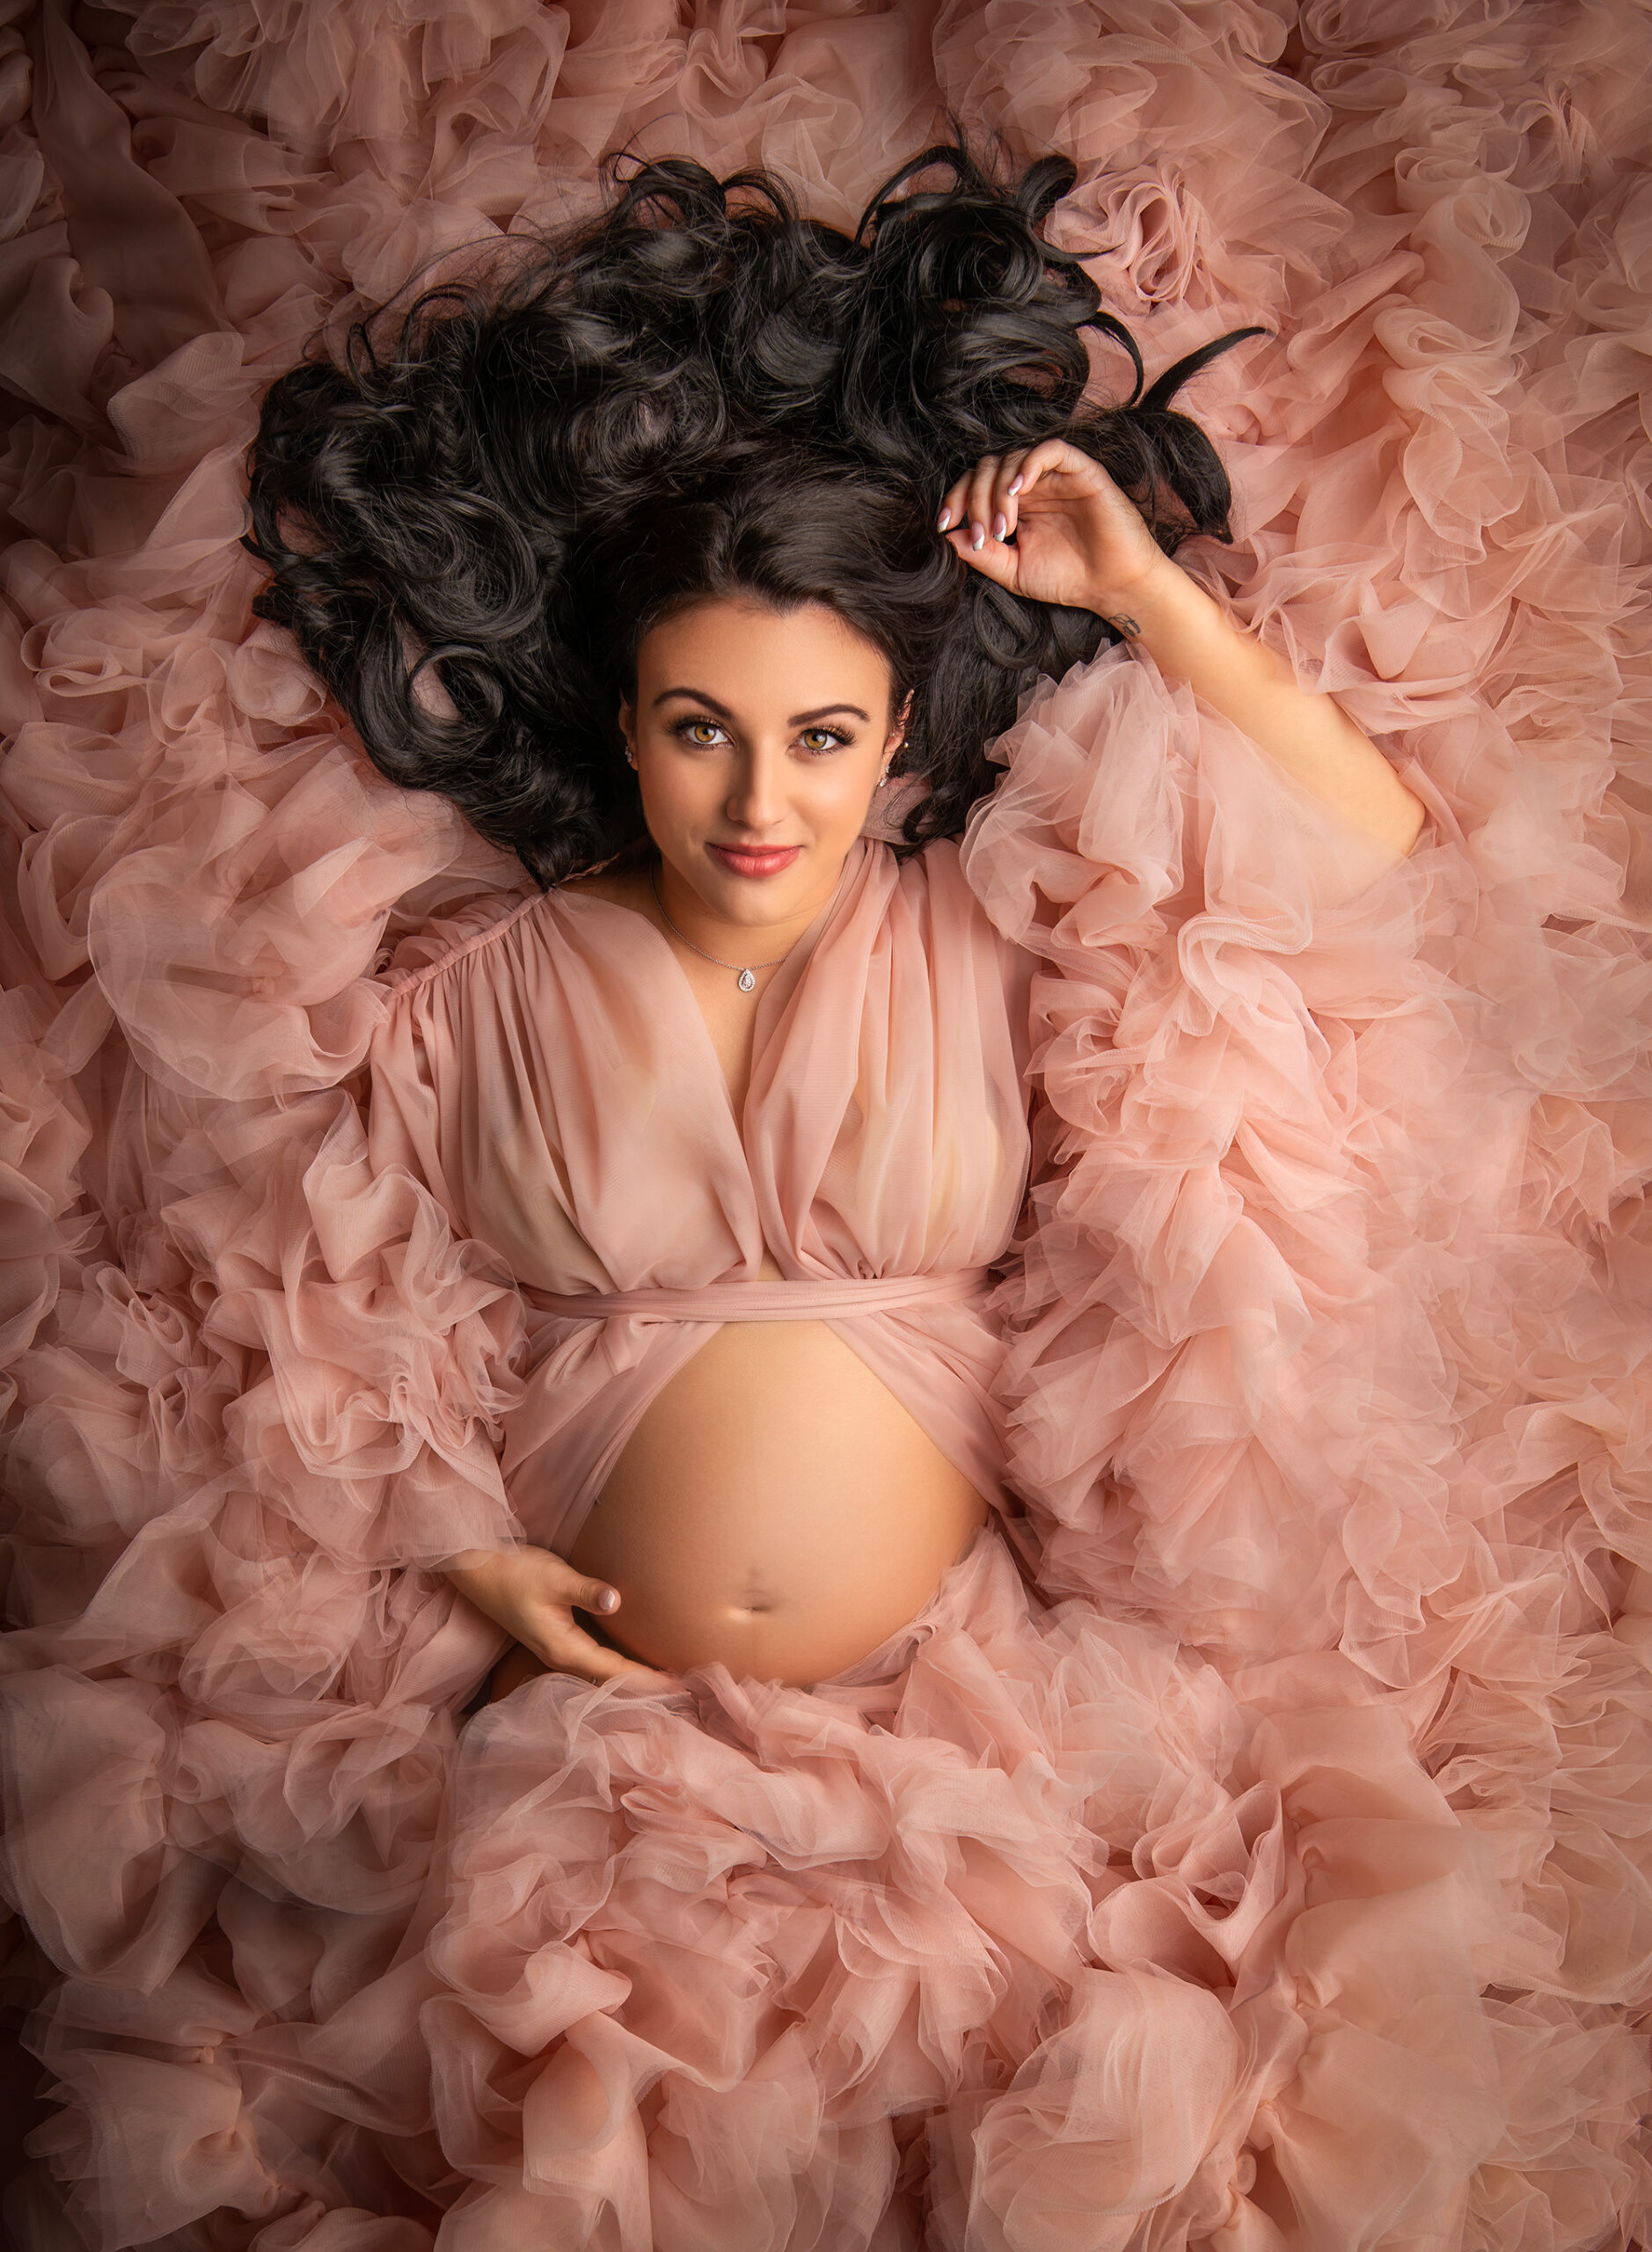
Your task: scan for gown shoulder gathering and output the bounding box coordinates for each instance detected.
[3,7,1650,2249]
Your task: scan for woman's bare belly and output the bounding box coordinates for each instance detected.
[565,1318,989,1686]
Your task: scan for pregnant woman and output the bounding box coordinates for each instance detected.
[231,145,1458,2242]
[11,56,1643,2240]
[255,150,1421,1707]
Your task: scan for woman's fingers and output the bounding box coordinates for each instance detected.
[938,452,1012,583]
[938,440,1084,559]
[495,1628,654,1692]
[489,1590,663,1693]
[996,449,1032,537]
[968,456,1000,548]
[549,1580,669,1685]
[936,436,1106,537]
[938,457,1007,551]
[939,436,1114,589]
[945,517,1017,585]
[531,1606,658,1684]
[935,471,971,535]
[573,1640,658,1685]
[1017,436,1083,494]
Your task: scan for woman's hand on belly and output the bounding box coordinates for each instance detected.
[440,1542,662,1686]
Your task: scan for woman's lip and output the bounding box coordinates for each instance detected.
[706,843,800,876]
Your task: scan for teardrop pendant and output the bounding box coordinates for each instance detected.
[648,867,789,991]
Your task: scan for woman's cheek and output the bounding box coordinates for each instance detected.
[643,746,711,830]
[808,754,875,830]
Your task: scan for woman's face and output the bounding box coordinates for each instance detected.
[620,597,907,937]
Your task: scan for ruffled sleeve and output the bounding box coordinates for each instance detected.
[154,892,537,1576]
[326,896,544,1567]
[962,646,1478,1670]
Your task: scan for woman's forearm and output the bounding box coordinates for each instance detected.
[1092,554,1428,859]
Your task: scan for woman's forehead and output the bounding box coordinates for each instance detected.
[634,598,895,711]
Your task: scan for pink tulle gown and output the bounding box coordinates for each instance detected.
[2,5,1650,2249]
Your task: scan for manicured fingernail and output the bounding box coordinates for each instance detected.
[937,507,952,531]
[992,512,1008,541]
[596,1587,618,1612]
[971,523,985,550]
[1008,474,1023,495]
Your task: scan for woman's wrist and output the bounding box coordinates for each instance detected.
[1082,551,1428,857]
[439,1541,526,1590]
[1082,549,1195,643]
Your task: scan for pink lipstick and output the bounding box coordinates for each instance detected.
[707,843,800,879]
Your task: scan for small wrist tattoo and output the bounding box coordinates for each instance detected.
[1102,611,1142,640]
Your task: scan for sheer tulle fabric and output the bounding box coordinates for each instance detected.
[364,839,1031,1556]
[3,4,1650,2249]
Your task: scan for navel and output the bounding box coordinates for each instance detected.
[727,1567,780,1619]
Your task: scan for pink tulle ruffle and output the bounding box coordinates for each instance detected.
[2,1,1649,2247]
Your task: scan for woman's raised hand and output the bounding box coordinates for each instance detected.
[938,437,1169,623]
[941,442,1427,858]
[441,1542,662,1687]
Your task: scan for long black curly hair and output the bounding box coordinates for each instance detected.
[245,140,1261,888]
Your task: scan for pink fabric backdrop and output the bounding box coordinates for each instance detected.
[1,2,1649,2247]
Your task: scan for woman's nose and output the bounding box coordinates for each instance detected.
[726,746,786,830]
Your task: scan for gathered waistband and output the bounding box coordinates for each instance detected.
[530,1268,994,1323]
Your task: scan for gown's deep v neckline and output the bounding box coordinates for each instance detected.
[549,841,866,1157]
[366,830,1031,1550]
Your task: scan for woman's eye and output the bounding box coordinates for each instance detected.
[670,718,848,754]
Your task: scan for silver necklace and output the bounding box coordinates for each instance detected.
[649,866,790,992]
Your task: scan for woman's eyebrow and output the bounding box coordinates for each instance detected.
[654,685,734,712]
[652,688,872,724]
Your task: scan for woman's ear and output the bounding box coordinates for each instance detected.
[618,702,637,770]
